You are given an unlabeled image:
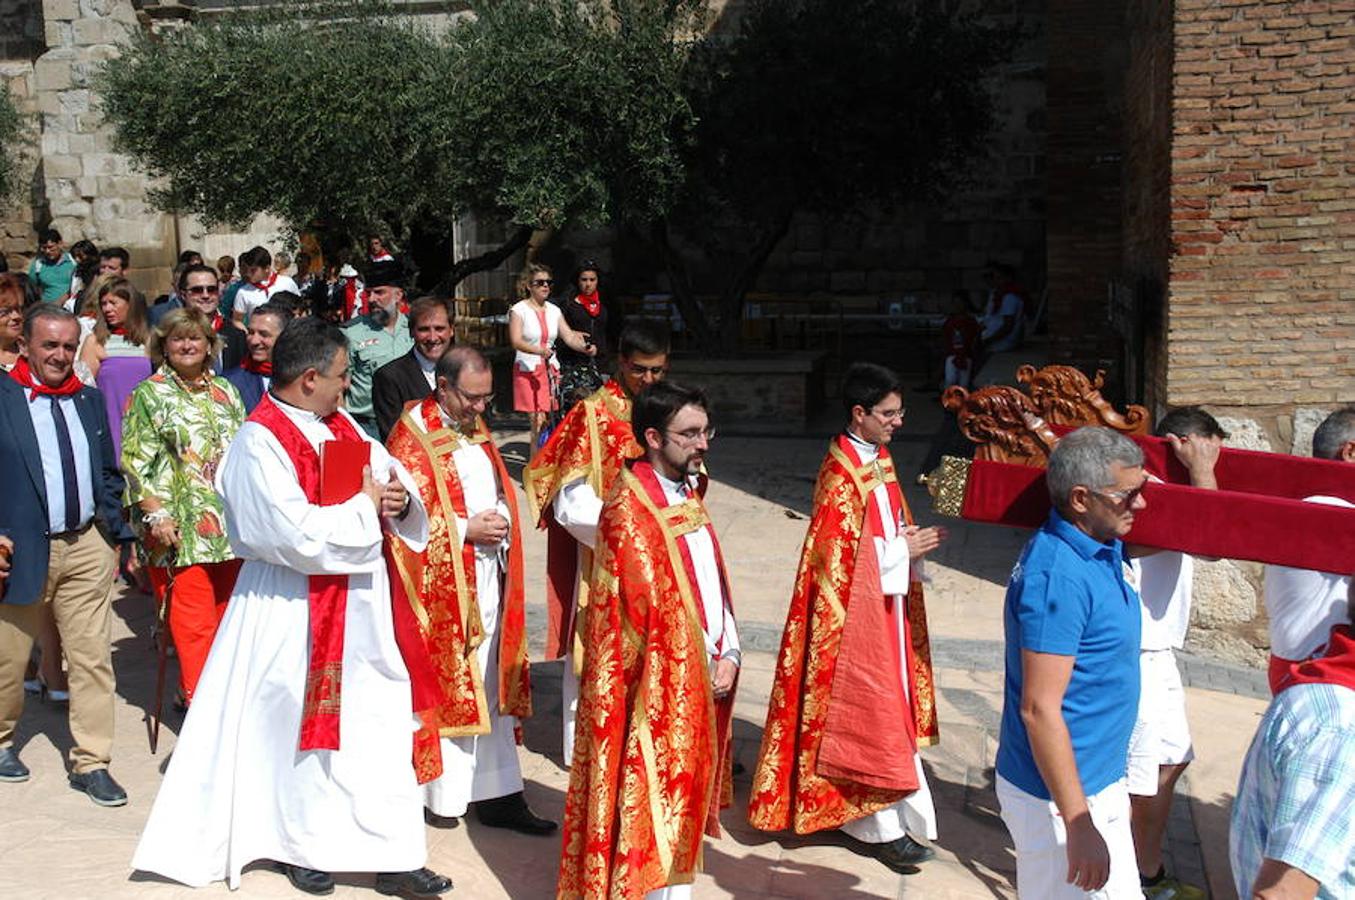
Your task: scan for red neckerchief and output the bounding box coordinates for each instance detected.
[575,291,601,317]
[253,272,278,293]
[109,325,127,336]
[630,459,734,653]
[9,356,82,399]
[211,313,225,332]
[1275,625,1355,694]
[241,356,272,376]
[246,393,364,751]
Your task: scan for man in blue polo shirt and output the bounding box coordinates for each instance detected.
[996,426,1147,898]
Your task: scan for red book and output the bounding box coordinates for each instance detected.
[319,440,370,506]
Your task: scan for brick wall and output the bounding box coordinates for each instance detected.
[1164,0,1355,413]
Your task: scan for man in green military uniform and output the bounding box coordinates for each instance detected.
[343,267,414,437]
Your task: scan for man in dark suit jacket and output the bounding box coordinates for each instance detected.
[222,301,288,413]
[372,296,453,439]
[0,305,134,806]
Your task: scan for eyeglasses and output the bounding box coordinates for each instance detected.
[666,427,716,445]
[184,284,219,295]
[870,406,906,421]
[624,362,668,377]
[1090,480,1148,507]
[454,386,496,405]
[531,279,553,287]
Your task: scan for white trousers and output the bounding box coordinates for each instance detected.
[840,752,938,843]
[996,775,1144,899]
[645,885,692,900]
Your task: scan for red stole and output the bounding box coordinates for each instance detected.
[816,435,919,791]
[9,356,83,398]
[1274,625,1355,694]
[629,460,734,653]
[246,394,361,750]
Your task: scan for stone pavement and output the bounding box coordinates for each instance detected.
[0,408,1270,899]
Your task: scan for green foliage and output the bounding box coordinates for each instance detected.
[95,0,702,280]
[661,0,1016,347]
[97,2,458,241]
[0,80,25,205]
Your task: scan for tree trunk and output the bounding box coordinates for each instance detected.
[648,218,719,353]
[431,223,535,296]
[716,209,795,353]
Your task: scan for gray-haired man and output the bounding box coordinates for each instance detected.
[995,427,1148,898]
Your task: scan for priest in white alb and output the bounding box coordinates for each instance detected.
[131,318,452,898]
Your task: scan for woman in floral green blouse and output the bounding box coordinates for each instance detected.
[121,307,246,706]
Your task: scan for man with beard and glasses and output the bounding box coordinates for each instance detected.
[343,268,413,439]
[373,297,454,440]
[557,381,739,900]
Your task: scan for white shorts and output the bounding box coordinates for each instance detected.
[997,775,1144,899]
[1126,649,1194,796]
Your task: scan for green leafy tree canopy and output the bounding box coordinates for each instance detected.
[0,80,25,205]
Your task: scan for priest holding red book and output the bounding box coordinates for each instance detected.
[748,362,945,873]
[132,318,452,898]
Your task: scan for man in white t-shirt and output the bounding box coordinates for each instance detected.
[231,245,299,327]
[1127,407,1224,900]
[1263,406,1355,692]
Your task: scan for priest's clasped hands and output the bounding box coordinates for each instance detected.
[466,510,511,546]
[905,524,949,559]
[360,465,410,519]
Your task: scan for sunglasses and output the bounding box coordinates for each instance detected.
[531,279,554,287]
[185,284,220,295]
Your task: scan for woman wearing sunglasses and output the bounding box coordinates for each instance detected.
[508,262,596,456]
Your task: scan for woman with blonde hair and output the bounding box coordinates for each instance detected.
[79,277,153,459]
[508,262,595,454]
[121,307,245,706]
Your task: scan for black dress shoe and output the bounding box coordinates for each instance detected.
[68,768,128,807]
[473,791,558,836]
[280,864,335,896]
[0,747,29,782]
[875,834,935,872]
[375,867,452,897]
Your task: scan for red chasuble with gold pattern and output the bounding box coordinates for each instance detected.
[385,397,532,736]
[523,379,643,661]
[557,462,736,900]
[747,436,938,835]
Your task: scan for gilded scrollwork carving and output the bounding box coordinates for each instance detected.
[1016,364,1149,435]
[941,385,1053,465]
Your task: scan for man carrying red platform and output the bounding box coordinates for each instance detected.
[523,318,670,762]
[748,362,947,873]
[557,381,739,899]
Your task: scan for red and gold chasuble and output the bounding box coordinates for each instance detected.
[246,394,443,782]
[523,379,643,661]
[385,396,532,734]
[557,462,736,900]
[747,436,938,835]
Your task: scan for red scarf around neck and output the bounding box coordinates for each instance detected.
[109,324,127,336]
[1275,625,1355,694]
[241,356,273,376]
[9,356,82,399]
[254,272,278,293]
[576,291,601,317]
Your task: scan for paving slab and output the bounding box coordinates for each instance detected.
[0,415,1267,899]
